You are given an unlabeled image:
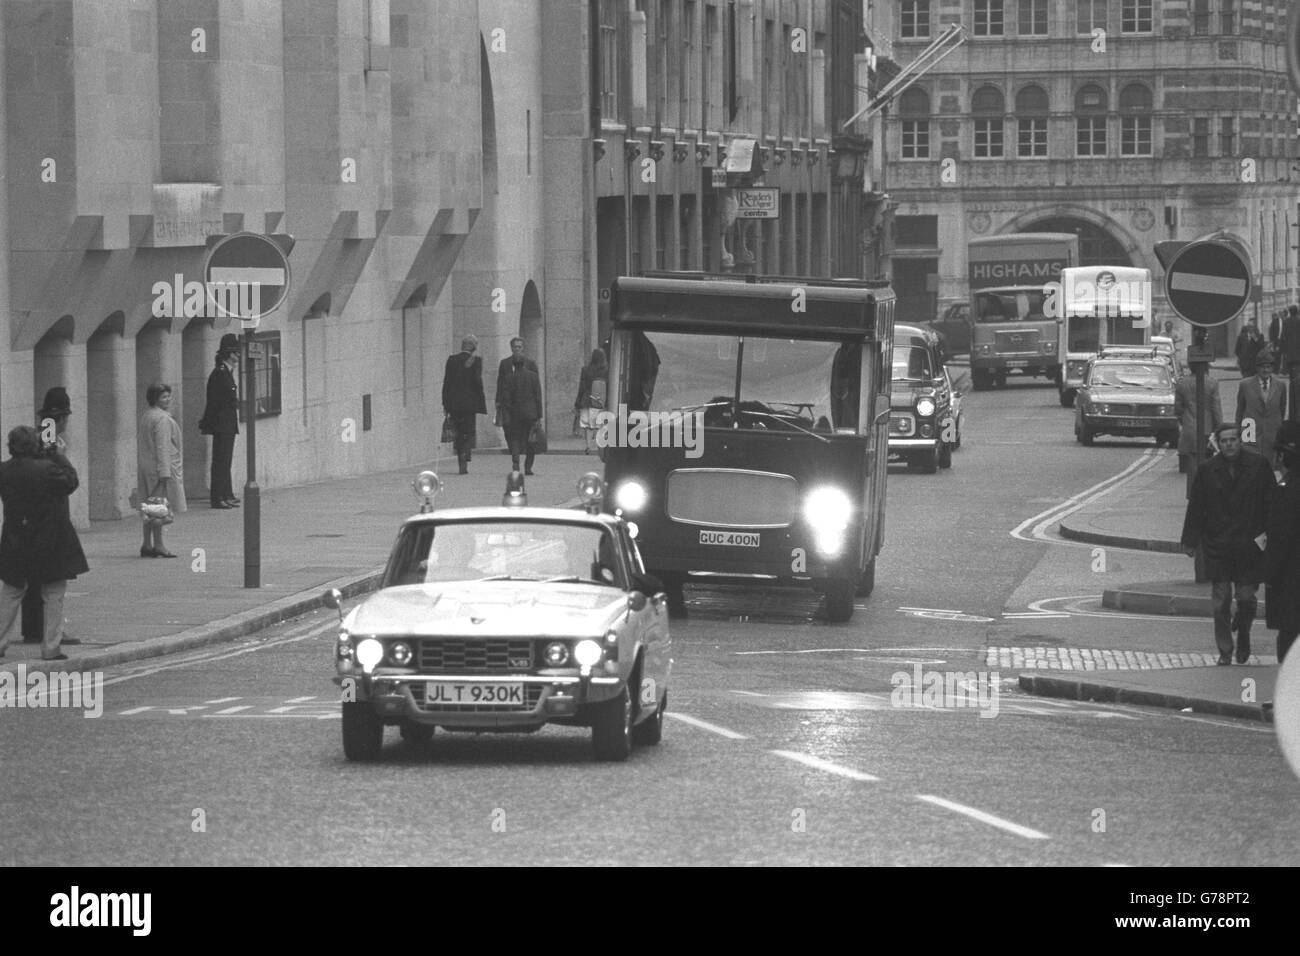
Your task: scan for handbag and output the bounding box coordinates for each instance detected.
[528,421,548,454]
[440,414,457,444]
[140,482,174,527]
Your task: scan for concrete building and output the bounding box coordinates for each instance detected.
[884,0,1300,356]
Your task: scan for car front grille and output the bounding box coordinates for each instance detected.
[889,413,915,436]
[415,638,535,673]
[665,468,798,528]
[410,683,544,713]
[1097,403,1169,417]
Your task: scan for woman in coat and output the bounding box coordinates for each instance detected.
[1266,422,1300,663]
[137,383,187,558]
[574,349,608,454]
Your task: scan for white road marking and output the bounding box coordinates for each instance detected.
[213,705,253,715]
[665,712,748,739]
[285,696,317,703]
[201,713,338,720]
[735,647,878,656]
[898,606,966,613]
[1010,450,1167,545]
[916,794,1050,840]
[730,690,767,697]
[770,750,880,782]
[205,697,243,704]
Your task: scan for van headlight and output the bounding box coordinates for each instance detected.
[915,397,936,418]
[615,481,647,512]
[804,487,852,555]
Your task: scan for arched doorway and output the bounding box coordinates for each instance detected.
[1023,217,1131,267]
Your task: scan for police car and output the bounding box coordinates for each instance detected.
[328,471,672,762]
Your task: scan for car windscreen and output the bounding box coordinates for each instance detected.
[974,290,1050,324]
[620,329,861,432]
[892,344,933,382]
[1087,363,1170,389]
[384,521,621,588]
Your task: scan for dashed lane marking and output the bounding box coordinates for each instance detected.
[916,794,1050,840]
[665,711,748,740]
[769,750,880,782]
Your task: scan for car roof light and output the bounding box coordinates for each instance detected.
[577,472,605,514]
[503,471,528,507]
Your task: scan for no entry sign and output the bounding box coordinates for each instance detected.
[203,232,291,326]
[1163,240,1251,327]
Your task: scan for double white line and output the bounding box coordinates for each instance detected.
[1009,449,1168,545]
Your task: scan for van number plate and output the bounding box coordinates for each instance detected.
[700,531,761,547]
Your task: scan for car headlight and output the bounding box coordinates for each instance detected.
[336,632,353,661]
[573,639,603,667]
[355,638,384,672]
[389,641,412,666]
[915,397,936,418]
[544,641,569,666]
[615,481,647,512]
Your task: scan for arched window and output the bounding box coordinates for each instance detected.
[1075,84,1108,157]
[1119,83,1153,156]
[899,88,931,159]
[972,86,1004,158]
[1015,85,1049,158]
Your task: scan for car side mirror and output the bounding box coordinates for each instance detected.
[322,587,344,626]
[631,571,663,597]
[628,591,648,612]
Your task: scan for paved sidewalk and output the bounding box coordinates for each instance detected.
[0,437,604,675]
[1031,362,1286,721]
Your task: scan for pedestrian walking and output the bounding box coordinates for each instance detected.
[1265,421,1300,663]
[199,333,240,509]
[1163,320,1186,368]
[21,387,82,646]
[442,335,486,475]
[137,383,187,558]
[1181,422,1276,665]
[1173,370,1222,475]
[1234,318,1266,379]
[0,426,89,661]
[500,352,543,475]
[495,336,540,470]
[1235,350,1288,464]
[575,349,608,454]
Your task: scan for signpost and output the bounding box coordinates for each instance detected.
[202,232,293,589]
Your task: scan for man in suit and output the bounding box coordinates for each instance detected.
[500,353,543,475]
[442,335,486,475]
[200,333,241,509]
[1236,350,1288,464]
[1181,422,1276,665]
[495,336,540,467]
[0,426,89,661]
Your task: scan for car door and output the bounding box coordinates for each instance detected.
[622,527,671,703]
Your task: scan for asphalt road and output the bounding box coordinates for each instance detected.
[3,370,1297,866]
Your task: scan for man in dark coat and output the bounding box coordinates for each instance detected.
[1181,421,1276,664]
[442,335,486,474]
[199,333,240,509]
[495,336,540,469]
[1265,421,1300,663]
[0,426,89,661]
[500,354,543,475]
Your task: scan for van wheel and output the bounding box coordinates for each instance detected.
[938,442,953,469]
[911,448,938,474]
[972,370,992,391]
[824,581,855,622]
[1059,388,1076,407]
[342,702,384,761]
[855,560,876,597]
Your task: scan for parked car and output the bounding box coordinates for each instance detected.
[328,471,672,762]
[924,302,972,357]
[889,323,958,473]
[1074,357,1179,447]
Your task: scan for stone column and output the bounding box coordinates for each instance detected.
[86,330,137,520]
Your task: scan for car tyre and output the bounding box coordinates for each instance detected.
[399,719,435,745]
[938,441,953,469]
[631,690,666,747]
[855,559,876,597]
[592,686,633,762]
[824,580,855,623]
[1079,424,1095,446]
[972,370,992,391]
[1059,388,1076,408]
[995,371,1007,389]
[342,701,384,761]
[911,447,938,474]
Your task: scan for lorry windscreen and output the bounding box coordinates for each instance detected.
[974,290,1051,323]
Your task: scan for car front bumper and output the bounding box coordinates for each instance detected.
[1081,415,1177,435]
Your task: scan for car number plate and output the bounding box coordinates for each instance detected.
[1005,360,1029,367]
[700,530,761,547]
[425,682,524,705]
[1117,418,1148,428]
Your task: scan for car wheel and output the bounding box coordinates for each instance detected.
[855,559,876,597]
[342,701,384,761]
[938,441,953,469]
[591,686,633,762]
[631,690,666,747]
[399,719,435,745]
[824,580,855,622]
[1059,388,1075,408]
[995,371,1007,388]
[911,447,938,474]
[1079,425,1095,446]
[954,417,963,449]
[971,370,992,391]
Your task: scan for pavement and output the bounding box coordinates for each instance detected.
[0,368,1286,725]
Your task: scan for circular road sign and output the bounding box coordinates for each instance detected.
[203,232,291,325]
[1163,240,1251,327]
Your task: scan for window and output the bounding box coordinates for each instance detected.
[1016,85,1048,157]
[1121,0,1152,33]
[1018,0,1047,35]
[1193,0,1209,35]
[972,85,1005,158]
[1075,84,1107,156]
[252,331,281,418]
[1221,0,1235,34]
[1076,0,1106,34]
[894,215,939,246]
[1192,117,1209,157]
[899,88,931,159]
[704,4,716,127]
[1119,83,1152,156]
[598,0,620,121]
[901,0,931,39]
[1219,116,1235,154]
[657,0,673,127]
[684,1,697,123]
[974,0,1004,36]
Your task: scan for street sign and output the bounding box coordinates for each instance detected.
[1162,240,1251,327]
[735,187,780,219]
[203,232,292,326]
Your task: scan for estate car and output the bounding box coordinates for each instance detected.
[1074,357,1179,447]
